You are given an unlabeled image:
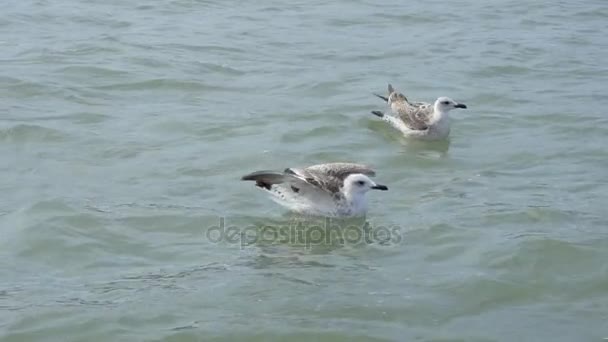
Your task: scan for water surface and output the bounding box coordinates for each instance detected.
[1,0,607,341]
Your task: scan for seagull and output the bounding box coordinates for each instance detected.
[241,162,388,217]
[371,84,467,140]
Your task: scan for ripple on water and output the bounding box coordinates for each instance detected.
[161,43,247,55]
[95,145,141,160]
[54,65,131,78]
[471,64,536,77]
[0,124,69,143]
[0,77,60,98]
[91,79,248,93]
[68,112,112,125]
[194,61,245,76]
[4,199,204,272]
[1,112,111,125]
[478,237,608,304]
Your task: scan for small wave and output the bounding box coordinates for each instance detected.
[55,65,131,78]
[92,79,234,92]
[0,124,69,143]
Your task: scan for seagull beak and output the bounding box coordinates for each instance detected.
[454,103,467,109]
[371,184,388,191]
[373,93,389,102]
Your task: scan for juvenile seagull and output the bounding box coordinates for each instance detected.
[241,162,388,217]
[371,84,467,140]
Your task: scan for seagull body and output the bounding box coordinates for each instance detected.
[371,84,467,140]
[241,162,388,217]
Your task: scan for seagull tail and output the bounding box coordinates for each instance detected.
[241,170,286,190]
[373,93,389,102]
[371,110,384,118]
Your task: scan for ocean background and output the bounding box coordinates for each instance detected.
[1,0,607,340]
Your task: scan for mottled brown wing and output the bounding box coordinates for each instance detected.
[393,102,430,131]
[286,163,376,194]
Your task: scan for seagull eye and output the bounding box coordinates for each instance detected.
[356,180,365,186]
[442,101,450,105]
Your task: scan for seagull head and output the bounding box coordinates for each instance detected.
[434,97,467,113]
[342,174,388,198]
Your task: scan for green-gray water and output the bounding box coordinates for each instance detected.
[2,1,607,341]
